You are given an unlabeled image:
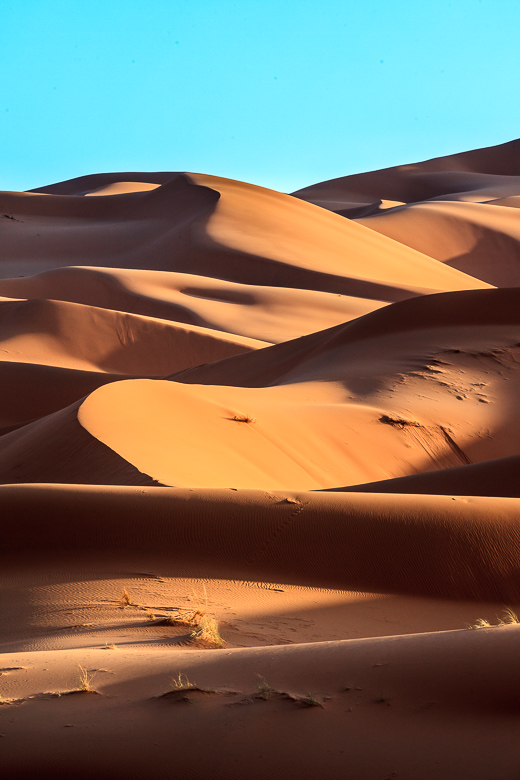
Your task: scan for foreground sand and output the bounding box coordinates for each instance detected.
[2,139,520,778]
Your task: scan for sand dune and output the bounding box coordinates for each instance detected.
[0,296,264,374]
[2,140,520,778]
[293,137,520,207]
[0,265,385,343]
[357,200,520,287]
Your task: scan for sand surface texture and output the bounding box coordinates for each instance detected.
[2,139,520,779]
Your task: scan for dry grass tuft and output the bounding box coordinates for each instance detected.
[298,692,324,708]
[190,615,223,648]
[120,589,131,607]
[468,608,520,629]
[469,617,492,629]
[256,676,276,700]
[77,665,96,692]
[500,607,520,625]
[231,414,256,423]
[161,609,206,628]
[171,672,197,692]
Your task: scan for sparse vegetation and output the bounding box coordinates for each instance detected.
[469,617,492,629]
[376,693,390,704]
[171,672,197,692]
[189,615,223,648]
[77,665,96,692]
[120,589,131,607]
[231,414,256,423]
[468,608,520,629]
[298,692,324,708]
[153,586,223,648]
[501,607,520,624]
[256,676,276,700]
[147,610,156,621]
[160,609,206,628]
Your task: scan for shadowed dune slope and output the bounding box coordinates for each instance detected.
[334,453,520,499]
[0,404,159,486]
[2,627,520,780]
[0,362,129,429]
[3,484,520,601]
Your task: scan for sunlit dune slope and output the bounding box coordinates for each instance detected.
[356,200,520,287]
[0,172,487,304]
[2,287,519,489]
[0,296,264,374]
[0,266,384,344]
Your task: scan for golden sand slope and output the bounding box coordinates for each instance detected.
[2,139,520,779]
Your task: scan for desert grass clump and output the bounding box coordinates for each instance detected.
[77,665,96,693]
[231,414,256,424]
[468,608,520,629]
[500,607,520,625]
[120,589,131,607]
[256,676,276,700]
[162,609,206,628]
[171,672,197,692]
[469,617,492,629]
[298,692,324,708]
[189,615,223,648]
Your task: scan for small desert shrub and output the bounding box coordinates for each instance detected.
[77,665,96,692]
[469,618,492,629]
[231,414,256,423]
[468,608,520,629]
[120,589,131,607]
[300,693,324,708]
[189,615,223,648]
[164,609,206,628]
[171,672,197,692]
[500,607,520,625]
[256,676,276,700]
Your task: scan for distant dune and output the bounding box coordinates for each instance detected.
[2,139,520,779]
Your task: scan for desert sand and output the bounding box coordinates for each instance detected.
[1,138,520,778]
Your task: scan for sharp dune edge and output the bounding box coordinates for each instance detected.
[2,139,520,779]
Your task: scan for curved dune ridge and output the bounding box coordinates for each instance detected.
[3,139,520,779]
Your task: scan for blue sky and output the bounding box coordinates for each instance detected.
[2,0,519,192]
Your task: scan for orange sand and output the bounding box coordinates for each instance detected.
[2,139,520,778]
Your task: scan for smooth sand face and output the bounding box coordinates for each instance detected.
[2,139,520,779]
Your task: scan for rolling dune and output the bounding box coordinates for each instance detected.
[2,139,520,779]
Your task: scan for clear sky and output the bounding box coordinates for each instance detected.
[2,0,519,193]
